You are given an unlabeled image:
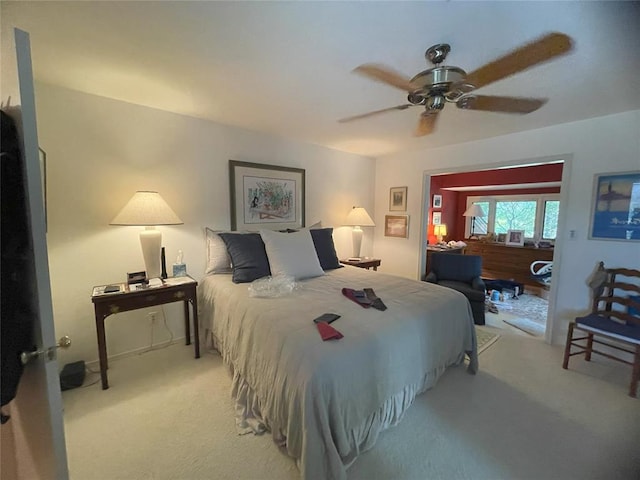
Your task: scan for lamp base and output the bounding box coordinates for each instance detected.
[352,226,363,258]
[140,227,162,279]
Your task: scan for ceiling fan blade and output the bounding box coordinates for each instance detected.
[465,32,573,90]
[457,95,547,114]
[414,113,439,137]
[353,64,419,92]
[338,104,413,123]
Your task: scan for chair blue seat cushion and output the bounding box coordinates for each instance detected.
[576,313,640,341]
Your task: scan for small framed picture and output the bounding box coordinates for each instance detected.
[497,233,507,243]
[389,186,408,211]
[432,211,442,225]
[506,229,525,246]
[384,215,409,238]
[432,194,442,209]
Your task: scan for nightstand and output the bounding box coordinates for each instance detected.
[340,258,381,271]
[91,276,199,389]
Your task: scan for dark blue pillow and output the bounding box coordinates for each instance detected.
[218,233,271,283]
[310,228,342,271]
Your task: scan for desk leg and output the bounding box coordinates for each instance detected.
[183,300,191,346]
[373,266,378,271]
[191,297,200,359]
[95,313,109,390]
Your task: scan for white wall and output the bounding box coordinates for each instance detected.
[35,83,376,367]
[374,110,640,344]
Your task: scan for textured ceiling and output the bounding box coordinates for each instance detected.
[2,1,640,157]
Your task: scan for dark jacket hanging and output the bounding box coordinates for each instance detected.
[1,109,36,422]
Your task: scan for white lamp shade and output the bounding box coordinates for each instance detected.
[462,204,485,218]
[344,207,375,227]
[110,191,183,226]
[110,191,182,279]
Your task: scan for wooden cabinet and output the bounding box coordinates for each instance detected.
[463,241,553,288]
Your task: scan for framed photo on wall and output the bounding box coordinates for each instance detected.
[506,230,525,246]
[432,194,442,209]
[229,160,305,231]
[432,211,442,225]
[384,215,409,238]
[389,186,408,211]
[589,171,640,241]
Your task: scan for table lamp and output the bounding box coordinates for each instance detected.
[463,203,485,237]
[434,224,447,244]
[110,191,183,279]
[344,206,375,259]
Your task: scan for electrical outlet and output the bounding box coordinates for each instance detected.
[148,311,158,323]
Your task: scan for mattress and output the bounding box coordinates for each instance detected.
[199,266,477,480]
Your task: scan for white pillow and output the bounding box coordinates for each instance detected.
[205,228,232,274]
[260,229,324,280]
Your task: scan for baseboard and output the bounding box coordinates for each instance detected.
[85,336,188,370]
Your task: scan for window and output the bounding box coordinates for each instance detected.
[466,194,560,241]
[494,200,537,237]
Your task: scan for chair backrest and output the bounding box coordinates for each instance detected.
[591,263,640,327]
[430,253,482,283]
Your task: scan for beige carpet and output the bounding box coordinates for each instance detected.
[62,338,640,480]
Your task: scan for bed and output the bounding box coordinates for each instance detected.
[199,229,477,480]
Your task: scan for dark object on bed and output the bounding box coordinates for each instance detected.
[218,232,271,283]
[483,278,525,295]
[425,253,486,325]
[563,262,640,397]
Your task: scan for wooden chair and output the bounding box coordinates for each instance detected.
[562,262,640,397]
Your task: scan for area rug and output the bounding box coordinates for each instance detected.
[502,316,545,337]
[476,328,500,354]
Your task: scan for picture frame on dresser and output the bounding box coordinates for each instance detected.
[229,160,305,231]
[506,230,525,246]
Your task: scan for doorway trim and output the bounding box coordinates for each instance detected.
[420,154,573,344]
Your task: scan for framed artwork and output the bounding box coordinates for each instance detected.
[589,171,640,241]
[389,186,408,211]
[384,215,409,238]
[432,194,442,209]
[229,160,305,231]
[497,233,507,243]
[506,229,525,246]
[432,211,442,225]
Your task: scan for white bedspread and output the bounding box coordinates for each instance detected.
[199,267,477,480]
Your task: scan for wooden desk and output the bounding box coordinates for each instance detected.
[463,241,554,289]
[340,258,381,271]
[91,277,200,389]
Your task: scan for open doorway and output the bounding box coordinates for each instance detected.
[421,157,569,341]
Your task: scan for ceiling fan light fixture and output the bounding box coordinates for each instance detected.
[342,32,573,136]
[426,95,445,111]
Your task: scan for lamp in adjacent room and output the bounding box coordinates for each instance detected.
[463,203,485,237]
[434,224,447,244]
[110,191,183,279]
[344,206,375,259]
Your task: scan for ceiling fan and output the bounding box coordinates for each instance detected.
[339,32,573,136]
